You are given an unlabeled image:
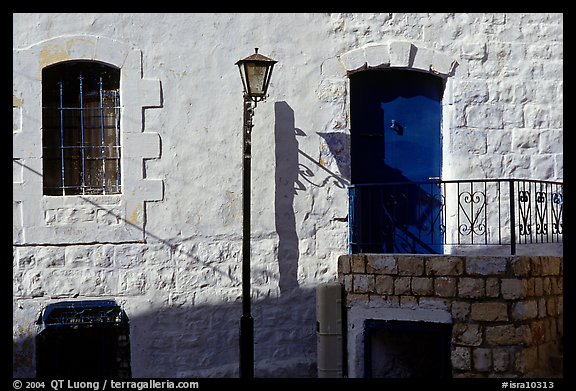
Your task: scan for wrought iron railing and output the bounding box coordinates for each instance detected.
[348,179,563,255]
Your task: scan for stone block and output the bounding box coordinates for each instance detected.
[394,277,411,295]
[338,255,351,274]
[451,301,471,321]
[320,56,346,78]
[466,257,508,275]
[418,297,450,311]
[473,348,492,372]
[339,47,366,72]
[530,257,543,276]
[374,275,394,295]
[522,104,547,128]
[389,41,414,68]
[533,278,543,296]
[451,346,471,371]
[411,46,434,72]
[541,257,561,276]
[399,295,418,309]
[351,256,366,273]
[466,104,504,129]
[65,245,93,267]
[353,274,374,293]
[554,277,563,295]
[431,50,455,75]
[556,295,563,316]
[537,298,547,318]
[546,297,556,317]
[485,278,500,297]
[366,255,397,274]
[16,247,36,269]
[471,302,508,322]
[343,275,352,292]
[364,44,390,68]
[151,266,176,291]
[485,325,531,346]
[542,277,552,295]
[411,277,433,295]
[453,80,489,104]
[434,277,457,297]
[511,300,538,321]
[453,323,482,346]
[458,278,485,298]
[41,269,80,298]
[492,348,511,372]
[425,256,464,276]
[511,257,532,277]
[514,346,538,373]
[345,293,368,307]
[115,244,147,269]
[501,279,528,299]
[78,269,107,296]
[397,256,424,276]
[461,42,487,60]
[525,278,535,296]
[530,320,545,345]
[93,245,115,268]
[119,270,147,296]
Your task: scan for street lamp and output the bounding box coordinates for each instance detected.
[235,48,277,379]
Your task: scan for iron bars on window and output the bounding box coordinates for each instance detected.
[42,62,121,196]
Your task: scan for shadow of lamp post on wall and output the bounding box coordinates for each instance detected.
[235,48,277,379]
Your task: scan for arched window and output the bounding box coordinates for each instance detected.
[42,61,121,196]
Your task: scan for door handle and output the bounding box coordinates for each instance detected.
[390,120,404,135]
[428,176,441,181]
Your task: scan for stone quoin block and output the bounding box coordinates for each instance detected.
[351,256,366,273]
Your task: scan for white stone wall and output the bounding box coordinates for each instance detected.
[13,13,563,377]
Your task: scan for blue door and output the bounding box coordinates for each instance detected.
[349,70,444,253]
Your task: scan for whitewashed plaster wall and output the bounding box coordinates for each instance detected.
[13,13,563,377]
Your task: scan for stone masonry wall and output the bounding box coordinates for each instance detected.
[338,254,563,378]
[14,13,562,377]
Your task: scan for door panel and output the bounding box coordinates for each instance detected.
[350,70,444,254]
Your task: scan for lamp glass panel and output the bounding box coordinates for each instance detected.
[246,63,267,96]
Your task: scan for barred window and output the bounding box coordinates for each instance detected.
[42,61,121,195]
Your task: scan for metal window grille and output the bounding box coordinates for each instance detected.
[42,62,121,196]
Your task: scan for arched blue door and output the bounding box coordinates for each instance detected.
[349,70,444,254]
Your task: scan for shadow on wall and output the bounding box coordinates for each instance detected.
[13,287,317,378]
[273,101,350,294]
[13,101,348,378]
[274,102,300,295]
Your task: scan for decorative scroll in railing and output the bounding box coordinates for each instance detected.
[348,179,563,255]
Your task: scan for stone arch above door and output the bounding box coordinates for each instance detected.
[333,41,458,77]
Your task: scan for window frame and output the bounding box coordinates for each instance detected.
[13,35,163,245]
[42,60,122,196]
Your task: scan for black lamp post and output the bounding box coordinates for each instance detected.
[235,48,277,379]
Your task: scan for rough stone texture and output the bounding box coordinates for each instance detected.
[13,13,563,378]
[340,254,563,378]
